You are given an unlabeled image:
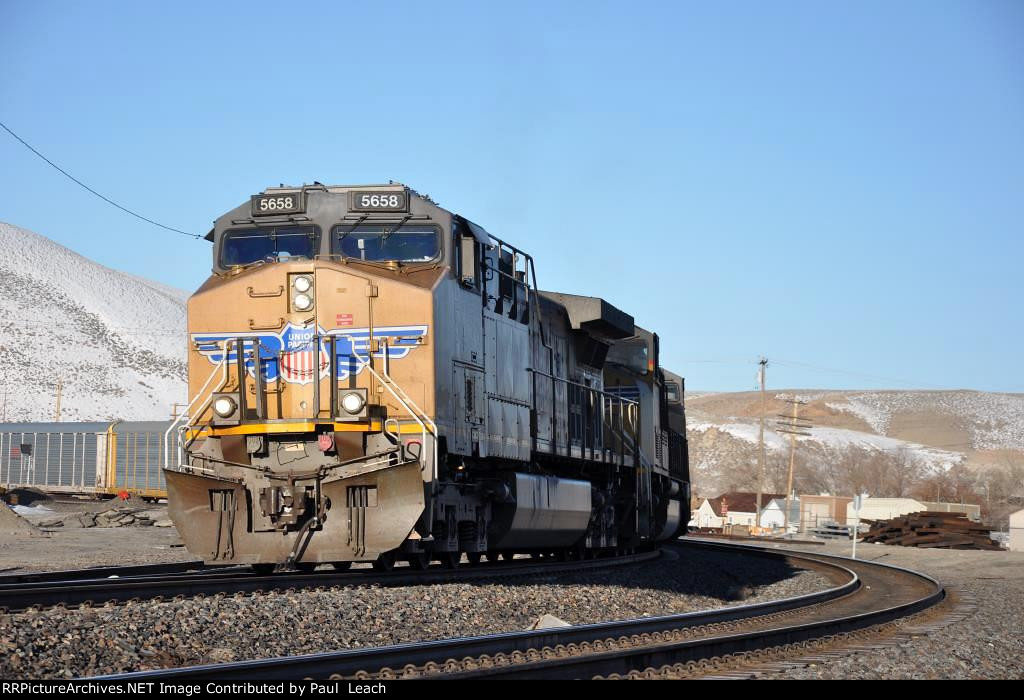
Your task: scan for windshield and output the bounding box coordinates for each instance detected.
[332,224,439,263]
[607,340,649,375]
[220,226,319,267]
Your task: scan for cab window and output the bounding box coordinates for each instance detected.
[220,226,319,267]
[332,224,439,263]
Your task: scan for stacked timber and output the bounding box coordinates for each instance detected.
[861,511,1001,550]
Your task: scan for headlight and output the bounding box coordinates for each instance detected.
[293,293,313,311]
[293,275,312,293]
[213,396,237,417]
[340,391,366,415]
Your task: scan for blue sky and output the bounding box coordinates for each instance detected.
[1,1,1021,392]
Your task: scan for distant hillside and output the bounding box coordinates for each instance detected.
[0,222,187,422]
[686,389,1024,523]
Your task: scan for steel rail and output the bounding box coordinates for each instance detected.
[0,550,658,614]
[83,538,942,681]
[0,560,227,585]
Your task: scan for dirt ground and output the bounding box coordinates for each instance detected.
[760,536,1024,582]
[0,497,195,573]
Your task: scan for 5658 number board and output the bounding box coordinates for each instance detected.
[251,193,305,216]
[350,190,408,212]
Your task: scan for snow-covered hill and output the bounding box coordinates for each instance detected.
[685,389,1024,499]
[0,222,188,422]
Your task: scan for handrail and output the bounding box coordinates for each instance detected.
[163,339,238,472]
[338,337,438,483]
[527,368,638,404]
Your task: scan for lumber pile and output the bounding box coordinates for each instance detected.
[861,511,1001,550]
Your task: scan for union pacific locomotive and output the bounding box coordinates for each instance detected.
[166,183,690,571]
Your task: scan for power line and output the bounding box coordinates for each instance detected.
[0,120,202,240]
[769,358,954,391]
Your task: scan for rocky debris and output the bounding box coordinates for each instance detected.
[0,503,40,536]
[528,613,572,630]
[33,506,171,530]
[0,547,832,679]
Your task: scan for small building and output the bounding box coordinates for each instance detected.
[799,494,853,532]
[761,497,800,531]
[856,497,927,524]
[1009,509,1024,553]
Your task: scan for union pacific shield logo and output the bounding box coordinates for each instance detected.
[192,323,428,385]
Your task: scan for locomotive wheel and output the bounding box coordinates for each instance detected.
[466,552,482,566]
[372,551,398,572]
[406,552,430,571]
[251,563,276,575]
[436,551,460,569]
[330,561,352,571]
[295,562,317,573]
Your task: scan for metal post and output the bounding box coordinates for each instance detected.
[252,337,266,420]
[236,337,248,419]
[784,401,796,534]
[757,357,766,532]
[329,335,338,418]
[311,334,320,420]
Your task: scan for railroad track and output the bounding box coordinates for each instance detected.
[0,550,658,613]
[89,538,949,681]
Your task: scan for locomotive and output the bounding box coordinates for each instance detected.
[165,183,690,571]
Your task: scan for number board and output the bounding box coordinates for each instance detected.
[350,190,408,212]
[251,193,305,216]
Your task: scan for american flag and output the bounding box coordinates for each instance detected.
[279,340,329,384]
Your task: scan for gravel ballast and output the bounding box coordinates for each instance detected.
[760,541,1024,680]
[0,547,831,678]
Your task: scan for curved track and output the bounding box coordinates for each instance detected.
[0,550,658,613]
[88,538,947,680]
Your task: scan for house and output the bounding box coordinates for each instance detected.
[760,497,800,531]
[691,492,784,529]
[691,498,723,529]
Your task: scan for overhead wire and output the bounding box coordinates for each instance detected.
[0,119,202,240]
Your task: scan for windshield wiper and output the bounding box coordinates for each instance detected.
[380,215,412,242]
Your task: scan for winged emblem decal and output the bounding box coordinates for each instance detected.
[192,323,428,385]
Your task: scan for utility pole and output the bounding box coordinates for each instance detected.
[756,357,767,532]
[54,378,63,422]
[777,398,812,535]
